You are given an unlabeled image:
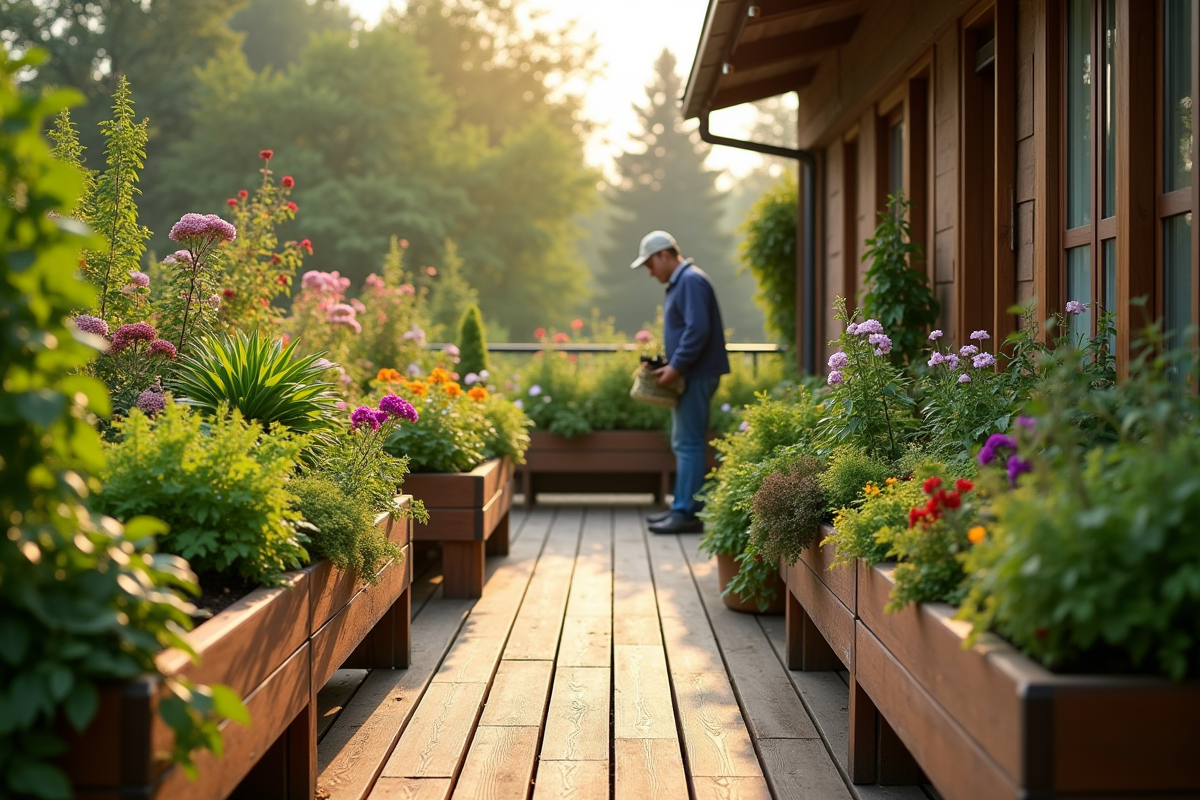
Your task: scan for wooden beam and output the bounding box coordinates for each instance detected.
[733,17,860,70]
[993,0,1017,348]
[711,66,817,109]
[755,0,855,22]
[1033,0,1061,344]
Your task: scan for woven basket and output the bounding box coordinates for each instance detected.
[630,366,685,408]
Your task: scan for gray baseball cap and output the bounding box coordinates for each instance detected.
[630,230,678,269]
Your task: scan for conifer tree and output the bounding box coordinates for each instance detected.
[426,240,481,341]
[457,304,490,377]
[48,109,95,221]
[84,77,152,324]
[599,50,759,338]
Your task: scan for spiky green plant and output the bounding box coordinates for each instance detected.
[456,303,490,376]
[172,330,339,433]
[47,108,95,220]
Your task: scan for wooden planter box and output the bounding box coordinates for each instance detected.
[403,457,513,599]
[516,430,718,507]
[64,499,414,800]
[782,525,856,671]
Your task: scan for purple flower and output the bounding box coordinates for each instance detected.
[978,433,1018,466]
[162,249,193,267]
[828,350,848,369]
[846,322,859,335]
[1016,415,1036,430]
[513,399,524,410]
[128,271,150,288]
[407,363,421,377]
[1006,454,1033,487]
[739,421,750,432]
[149,339,177,360]
[856,319,884,336]
[970,329,991,342]
[373,409,391,427]
[110,322,157,352]
[720,403,732,413]
[959,345,979,357]
[169,213,237,244]
[73,314,109,337]
[958,373,972,384]
[379,394,419,422]
[1065,300,1088,315]
[827,370,844,385]
[928,351,946,368]
[136,389,166,416]
[401,325,427,346]
[205,294,221,309]
[928,329,943,341]
[350,405,381,431]
[444,344,460,357]
[972,352,996,369]
[528,384,543,397]
[945,353,960,370]
[869,333,892,355]
[464,372,479,385]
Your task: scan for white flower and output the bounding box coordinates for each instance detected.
[528,384,542,397]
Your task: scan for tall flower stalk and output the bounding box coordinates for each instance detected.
[163,214,237,353]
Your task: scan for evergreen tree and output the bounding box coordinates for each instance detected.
[456,304,490,376]
[48,109,94,220]
[230,0,356,73]
[426,240,480,341]
[599,50,760,339]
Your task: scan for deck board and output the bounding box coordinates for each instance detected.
[314,502,925,800]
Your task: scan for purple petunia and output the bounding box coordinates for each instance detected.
[136,389,166,416]
[1065,300,1088,315]
[928,329,944,341]
[978,433,1018,466]
[379,394,419,423]
[350,405,381,431]
[73,314,109,337]
[973,352,996,369]
[110,322,157,352]
[827,370,844,385]
[149,339,178,360]
[828,350,848,370]
[169,213,237,244]
[970,329,991,342]
[1006,454,1032,487]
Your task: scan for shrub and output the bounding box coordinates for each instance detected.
[885,473,980,611]
[290,476,401,581]
[739,173,797,350]
[98,401,310,585]
[478,391,532,464]
[0,56,235,796]
[860,193,939,364]
[356,239,428,383]
[817,445,893,513]
[824,472,932,566]
[747,453,826,565]
[172,330,339,434]
[457,303,490,377]
[383,369,489,473]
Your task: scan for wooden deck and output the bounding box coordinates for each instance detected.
[312,501,937,800]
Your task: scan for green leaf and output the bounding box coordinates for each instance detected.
[0,618,30,665]
[14,390,67,426]
[210,684,250,726]
[7,761,72,799]
[63,681,98,732]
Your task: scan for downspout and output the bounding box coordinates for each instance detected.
[699,111,819,375]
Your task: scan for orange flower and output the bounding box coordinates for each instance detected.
[406,381,428,397]
[467,386,489,402]
[443,382,464,397]
[428,367,451,384]
[886,477,898,486]
[967,526,987,544]
[376,368,402,382]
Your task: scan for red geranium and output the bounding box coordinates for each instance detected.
[282,175,295,188]
[300,238,313,255]
[956,478,974,493]
[238,189,249,200]
[533,327,546,339]
[260,149,274,160]
[226,198,238,207]
[287,201,298,213]
[570,318,583,331]
[923,476,943,494]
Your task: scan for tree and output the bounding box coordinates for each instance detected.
[230,0,356,73]
[599,50,761,339]
[456,304,490,376]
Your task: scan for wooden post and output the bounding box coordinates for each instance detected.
[443,540,486,599]
[286,701,316,800]
[485,511,510,556]
[877,712,924,785]
[848,671,877,784]
[785,584,805,670]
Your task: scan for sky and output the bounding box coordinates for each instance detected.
[344,0,765,183]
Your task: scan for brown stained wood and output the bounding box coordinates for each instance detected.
[614,739,688,800]
[541,667,611,762]
[690,777,773,800]
[442,541,486,599]
[993,0,1018,346]
[317,669,370,741]
[671,671,763,779]
[854,622,1016,800]
[405,458,510,509]
[613,614,661,647]
[524,430,670,454]
[1033,0,1061,343]
[380,682,489,779]
[614,645,678,740]
[531,760,610,800]
[478,661,553,727]
[311,502,410,632]
[450,725,539,800]
[787,559,854,670]
[484,512,509,556]
[757,739,852,800]
[558,615,612,668]
[848,671,877,785]
[370,778,453,800]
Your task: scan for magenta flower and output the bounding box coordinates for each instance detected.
[110,322,158,352]
[1065,300,1088,315]
[149,339,178,360]
[635,330,654,344]
[978,433,1018,466]
[350,405,381,431]
[379,394,419,422]
[169,213,237,244]
[1016,415,1036,430]
[1006,454,1033,487]
[827,370,844,385]
[136,389,166,416]
[828,350,848,369]
[73,314,109,337]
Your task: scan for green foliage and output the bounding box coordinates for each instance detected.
[80,77,153,325]
[860,194,939,364]
[384,375,489,473]
[959,343,1200,679]
[710,353,791,434]
[739,173,797,349]
[0,55,232,798]
[747,453,826,566]
[356,239,428,381]
[47,109,94,219]
[480,392,533,465]
[457,304,490,377]
[825,474,931,567]
[427,240,480,340]
[231,0,354,73]
[98,401,310,585]
[698,390,822,561]
[817,446,893,513]
[290,476,401,583]
[172,330,339,434]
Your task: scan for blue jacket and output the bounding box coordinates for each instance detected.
[664,261,730,378]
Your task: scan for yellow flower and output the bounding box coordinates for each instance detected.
[967,525,987,544]
[886,477,898,486]
[467,386,489,402]
[863,482,880,497]
[428,367,451,384]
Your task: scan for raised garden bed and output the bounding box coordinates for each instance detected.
[63,498,414,800]
[403,457,513,599]
[782,526,855,671]
[516,430,717,508]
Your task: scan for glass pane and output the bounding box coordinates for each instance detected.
[1103,238,1116,351]
[1163,213,1193,351]
[1067,245,1093,341]
[1102,0,1116,218]
[1164,0,1193,193]
[1066,0,1092,228]
[889,119,904,198]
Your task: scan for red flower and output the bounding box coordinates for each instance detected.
[260,149,274,160]
[399,239,410,249]
[238,189,249,200]
[533,327,547,339]
[226,198,238,207]
[270,254,282,265]
[570,318,583,330]
[300,238,313,255]
[287,201,298,213]
[956,478,974,494]
[281,175,295,188]
[426,266,437,276]
[553,332,569,343]
[908,508,924,528]
[222,288,236,298]
[259,297,270,307]
[568,354,578,363]
[943,490,962,510]
[923,476,943,495]
[277,274,288,285]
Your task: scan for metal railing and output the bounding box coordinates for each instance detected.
[424,342,787,373]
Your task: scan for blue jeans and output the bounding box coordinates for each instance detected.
[670,374,721,518]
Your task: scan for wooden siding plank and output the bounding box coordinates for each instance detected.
[614,739,688,800]
[478,660,554,727]
[531,761,610,800]
[450,725,540,800]
[541,667,612,761]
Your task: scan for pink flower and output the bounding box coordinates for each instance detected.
[149,339,178,360]
[398,283,415,295]
[534,327,547,339]
[973,352,996,369]
[958,373,972,384]
[553,332,569,343]
[928,329,943,340]
[969,329,991,342]
[570,319,583,331]
[827,370,844,385]
[445,344,460,357]
[73,314,109,337]
[365,274,385,290]
[959,345,979,357]
[635,330,653,344]
[162,249,193,267]
[426,267,437,276]
[282,175,295,188]
[1065,300,1088,315]
[136,389,166,416]
[351,299,366,313]
[169,213,237,244]
[828,351,848,369]
[237,189,249,200]
[110,322,157,351]
[129,271,150,288]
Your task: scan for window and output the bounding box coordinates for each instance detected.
[1159,0,1193,354]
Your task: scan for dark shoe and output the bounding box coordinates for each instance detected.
[648,513,703,534]
[646,510,673,524]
